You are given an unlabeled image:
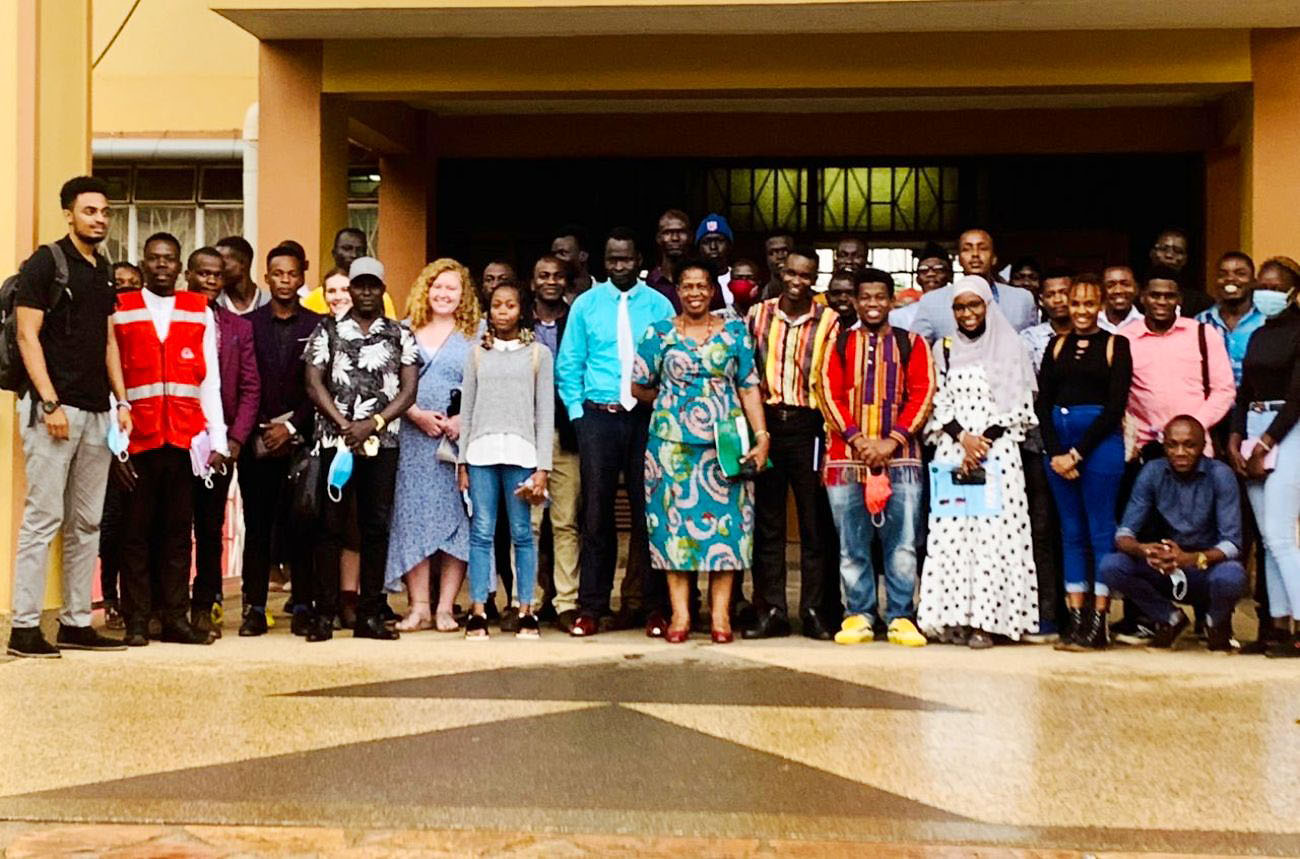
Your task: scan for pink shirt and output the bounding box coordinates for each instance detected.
[1120,316,1236,453]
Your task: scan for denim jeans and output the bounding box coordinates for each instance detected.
[1097,551,1246,627]
[826,464,923,622]
[468,464,536,607]
[1245,410,1300,619]
[1044,405,1125,594]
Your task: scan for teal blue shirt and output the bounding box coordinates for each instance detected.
[555,280,675,421]
[1196,299,1267,386]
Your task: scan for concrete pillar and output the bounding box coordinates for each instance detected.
[258,41,347,282]
[1249,29,1300,259]
[377,151,431,314]
[1,0,93,623]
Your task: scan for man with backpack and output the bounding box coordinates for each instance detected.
[5,176,131,658]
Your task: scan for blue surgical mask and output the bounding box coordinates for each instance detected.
[1254,290,1291,319]
[327,446,354,502]
[106,416,129,462]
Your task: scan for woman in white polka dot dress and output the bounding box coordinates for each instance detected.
[918,277,1040,649]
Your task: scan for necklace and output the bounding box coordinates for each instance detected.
[676,314,717,348]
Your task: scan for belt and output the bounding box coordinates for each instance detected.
[765,404,819,421]
[1249,400,1285,414]
[585,400,631,414]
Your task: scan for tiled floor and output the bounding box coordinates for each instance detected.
[1,597,1297,857]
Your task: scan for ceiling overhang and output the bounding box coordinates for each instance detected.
[215,0,1300,40]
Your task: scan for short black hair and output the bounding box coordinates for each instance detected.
[483,259,517,275]
[856,267,896,298]
[278,239,308,272]
[486,280,534,331]
[112,261,141,278]
[1217,250,1255,274]
[1155,226,1189,244]
[143,232,181,255]
[215,236,254,265]
[1011,256,1042,276]
[60,176,109,210]
[1041,266,1074,283]
[658,209,690,227]
[266,243,305,271]
[605,226,638,252]
[837,235,868,250]
[186,246,222,270]
[332,227,366,248]
[916,242,950,265]
[553,223,588,252]
[675,259,720,288]
[1144,265,1182,290]
[788,245,820,266]
[827,267,857,286]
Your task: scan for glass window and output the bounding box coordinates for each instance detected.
[348,169,381,201]
[200,167,243,202]
[94,167,132,202]
[706,167,807,233]
[348,203,379,256]
[203,206,243,248]
[104,214,131,266]
[136,206,195,259]
[817,165,958,235]
[134,167,196,202]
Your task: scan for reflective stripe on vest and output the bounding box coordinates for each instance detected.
[125,382,203,401]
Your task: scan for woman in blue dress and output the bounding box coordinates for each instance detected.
[632,262,770,644]
[386,258,481,632]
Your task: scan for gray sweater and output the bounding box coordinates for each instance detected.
[458,340,555,470]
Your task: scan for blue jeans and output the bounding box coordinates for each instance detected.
[826,464,923,622]
[1245,412,1300,619]
[1044,405,1125,594]
[468,464,536,607]
[1097,552,1246,627]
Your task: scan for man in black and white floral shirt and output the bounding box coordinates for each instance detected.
[304,257,418,641]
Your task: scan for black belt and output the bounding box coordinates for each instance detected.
[765,404,819,421]
[585,400,632,414]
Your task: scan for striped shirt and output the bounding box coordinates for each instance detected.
[745,298,839,410]
[819,326,937,480]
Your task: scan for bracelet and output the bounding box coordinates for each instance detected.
[1258,438,1273,452]
[116,401,131,411]
[372,414,387,432]
[1068,447,1082,464]
[753,429,770,441]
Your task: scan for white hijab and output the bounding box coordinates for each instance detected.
[942,275,1037,413]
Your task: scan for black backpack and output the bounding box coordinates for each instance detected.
[0,243,72,393]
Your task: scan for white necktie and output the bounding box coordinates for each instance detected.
[617,290,636,411]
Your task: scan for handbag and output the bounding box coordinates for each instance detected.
[288,443,324,522]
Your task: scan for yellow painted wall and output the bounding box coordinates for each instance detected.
[92,0,256,136]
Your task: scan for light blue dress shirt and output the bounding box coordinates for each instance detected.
[1195,299,1266,386]
[555,280,675,421]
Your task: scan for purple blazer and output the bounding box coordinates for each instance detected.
[214,304,260,448]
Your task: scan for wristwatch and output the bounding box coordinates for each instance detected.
[1195,551,1209,571]
[41,399,60,415]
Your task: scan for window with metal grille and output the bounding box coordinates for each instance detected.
[819,166,958,234]
[705,167,809,233]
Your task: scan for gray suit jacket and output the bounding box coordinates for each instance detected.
[908,281,1039,343]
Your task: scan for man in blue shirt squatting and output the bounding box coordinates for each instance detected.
[1083,415,1246,653]
[555,227,675,638]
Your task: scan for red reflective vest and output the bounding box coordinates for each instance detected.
[112,289,209,454]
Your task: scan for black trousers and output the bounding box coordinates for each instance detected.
[190,466,234,611]
[238,451,312,611]
[575,404,660,617]
[99,481,125,603]
[120,446,194,626]
[1021,442,1061,626]
[316,447,398,618]
[752,406,835,618]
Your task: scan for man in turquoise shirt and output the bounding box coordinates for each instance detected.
[556,227,675,637]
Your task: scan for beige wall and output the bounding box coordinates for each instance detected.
[92,0,256,136]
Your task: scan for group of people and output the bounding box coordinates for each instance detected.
[6,176,1299,660]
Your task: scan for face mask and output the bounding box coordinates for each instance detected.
[1254,290,1291,319]
[106,406,130,463]
[864,469,892,526]
[327,444,354,503]
[189,431,214,489]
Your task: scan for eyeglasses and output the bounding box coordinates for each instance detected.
[916,264,948,274]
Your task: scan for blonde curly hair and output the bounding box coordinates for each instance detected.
[406,258,481,335]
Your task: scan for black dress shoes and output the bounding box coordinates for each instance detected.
[55,624,127,651]
[742,606,792,639]
[306,615,334,642]
[160,619,214,645]
[124,622,149,647]
[799,608,835,641]
[354,615,400,640]
[238,606,268,637]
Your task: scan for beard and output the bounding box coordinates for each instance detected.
[74,228,105,246]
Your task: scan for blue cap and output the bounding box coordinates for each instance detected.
[695,214,733,244]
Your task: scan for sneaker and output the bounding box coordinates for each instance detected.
[569,613,597,637]
[1021,620,1059,644]
[103,600,125,630]
[239,605,269,637]
[264,606,276,629]
[6,627,60,658]
[834,614,874,645]
[55,624,127,651]
[465,612,490,640]
[1148,612,1191,649]
[1112,614,1157,646]
[516,613,541,640]
[1060,609,1110,651]
[886,617,927,647]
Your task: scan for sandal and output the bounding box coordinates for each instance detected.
[968,630,994,650]
[465,613,489,640]
[435,610,459,633]
[516,612,541,640]
[396,602,433,632]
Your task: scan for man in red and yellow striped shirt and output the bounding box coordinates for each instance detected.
[819,270,937,647]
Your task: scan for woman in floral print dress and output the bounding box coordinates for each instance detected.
[631,263,771,643]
